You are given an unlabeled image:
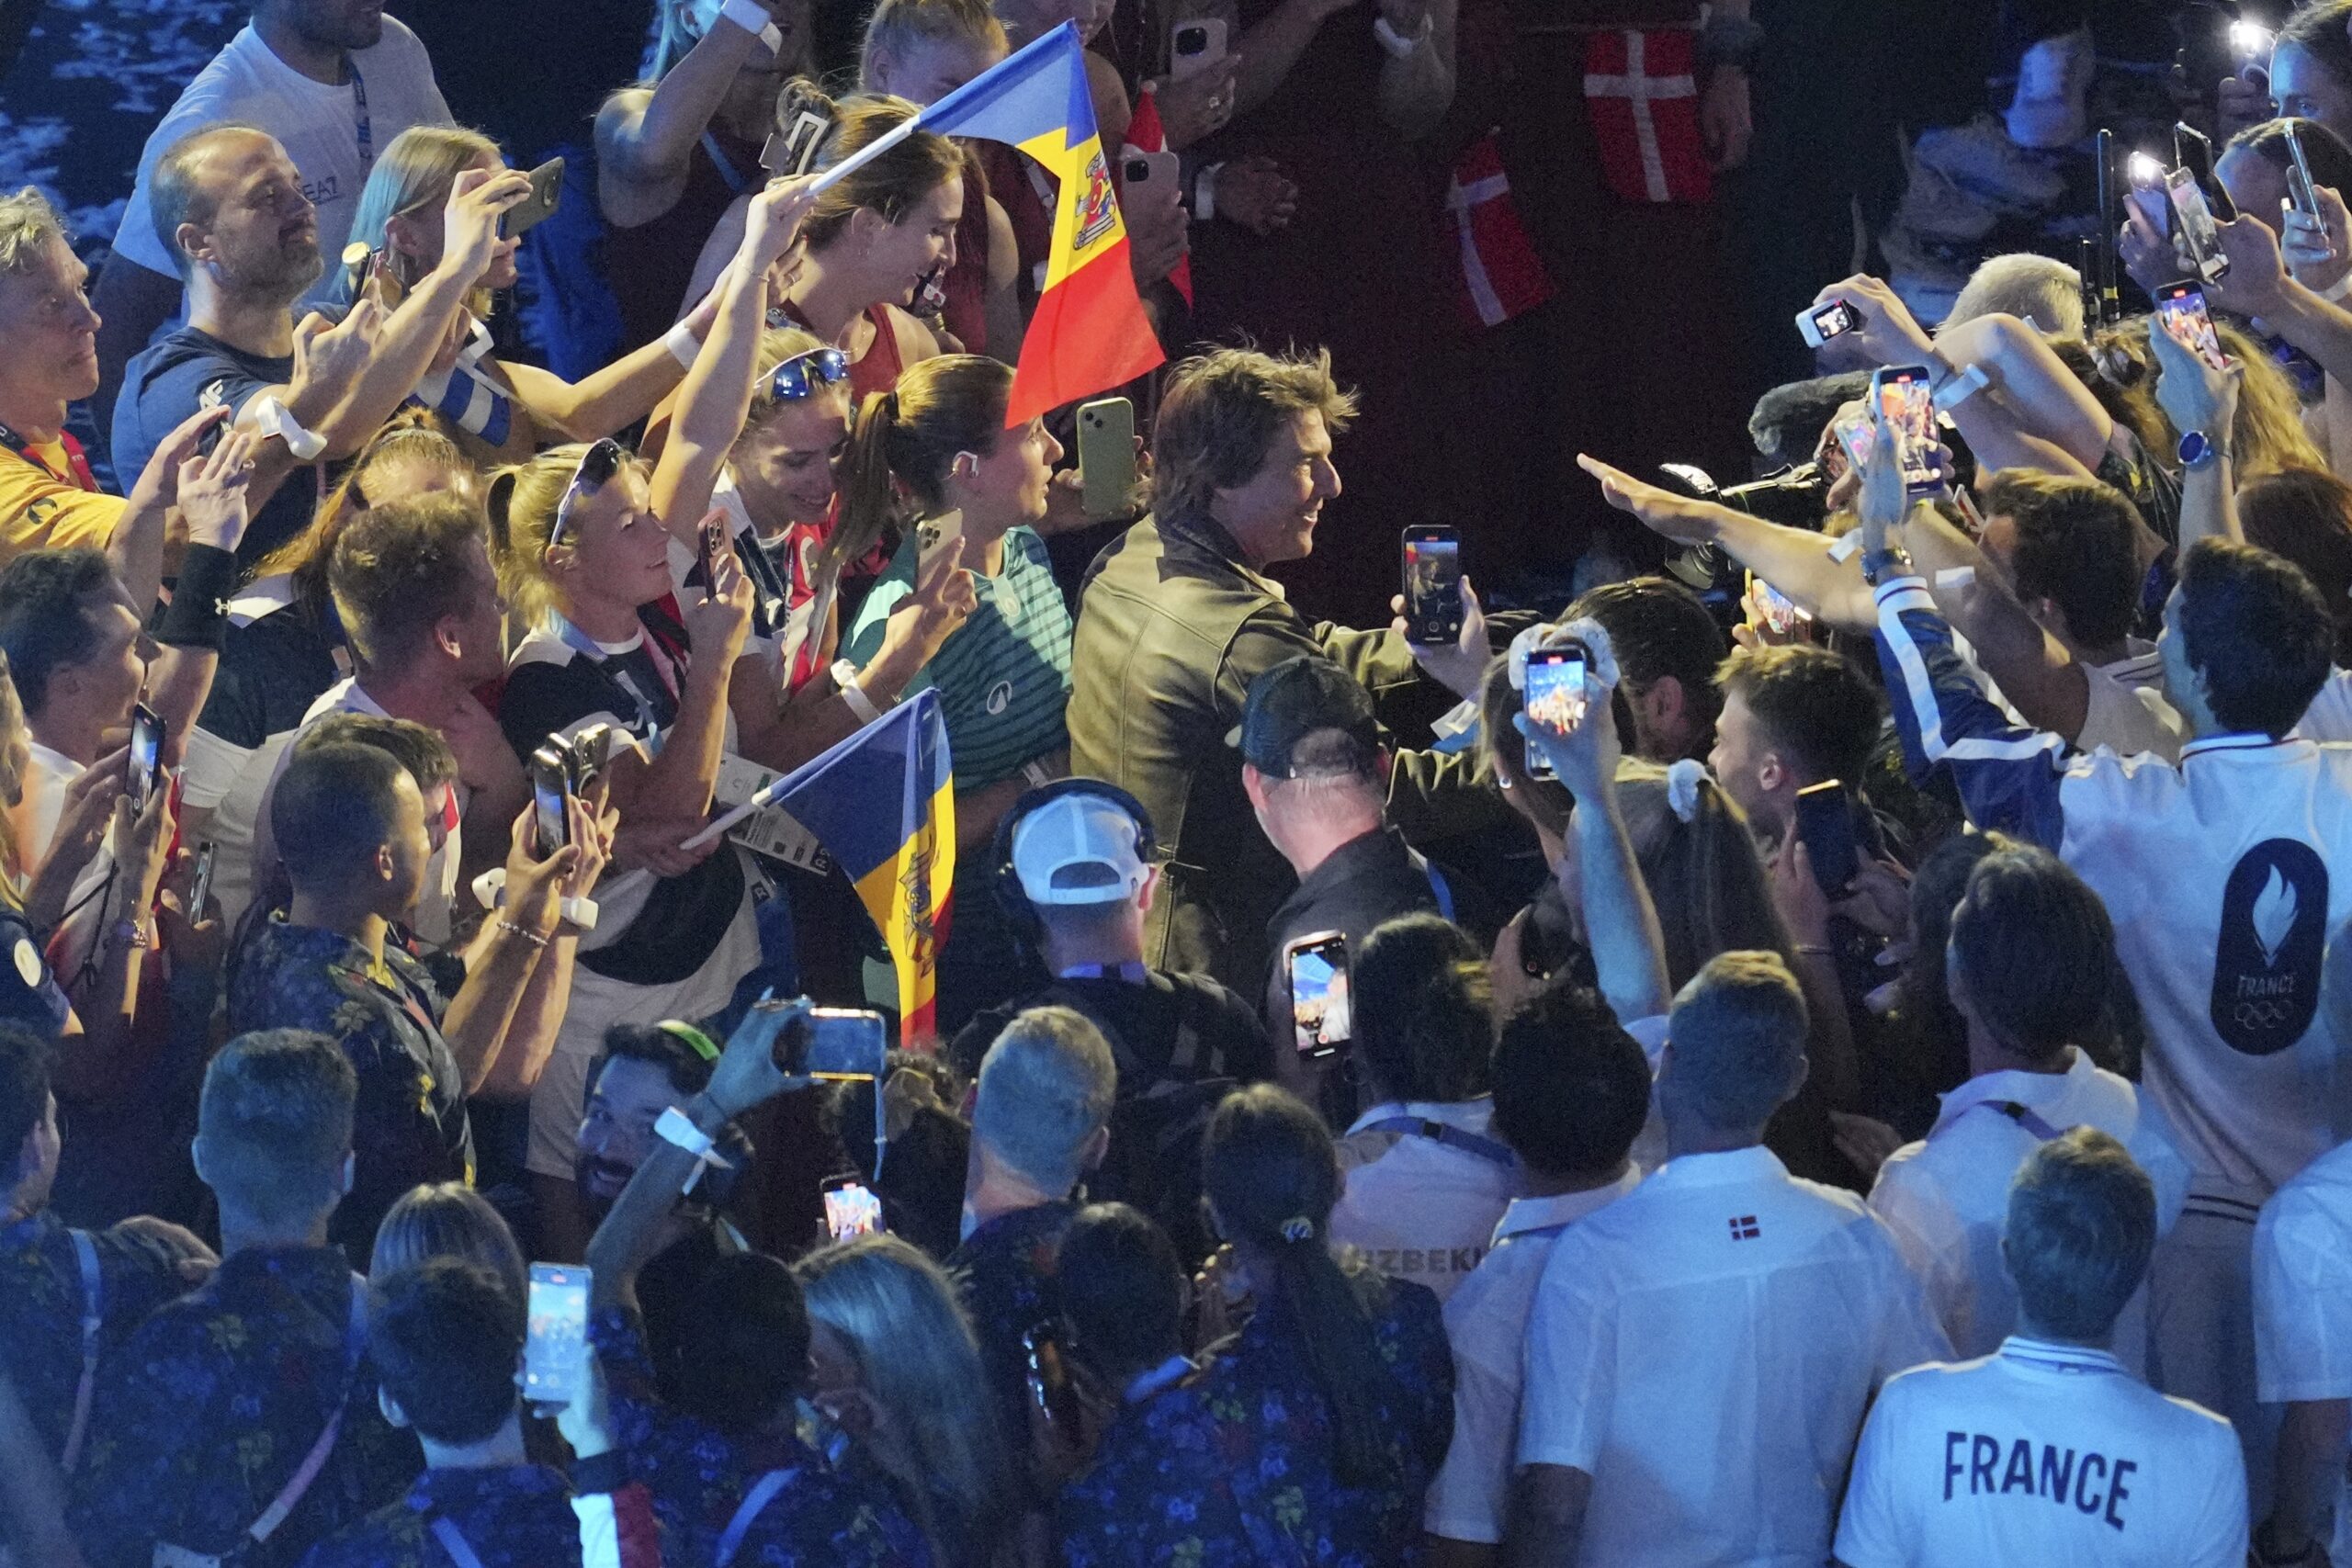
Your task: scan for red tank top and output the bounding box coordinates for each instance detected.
[775,299,907,402]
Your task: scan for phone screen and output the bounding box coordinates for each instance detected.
[1402,530,1464,645]
[1747,573,1808,637]
[2154,282,2228,371]
[1807,300,1859,344]
[822,1179,886,1240]
[523,1263,590,1403]
[128,705,163,811]
[1871,368,1939,492]
[1521,649,1589,781]
[1286,933,1351,1057]
[1831,411,1875,474]
[531,759,569,857]
[781,1006,889,1079]
[2165,167,2230,281]
[1793,781,1861,897]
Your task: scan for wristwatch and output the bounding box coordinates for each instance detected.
[1860,546,1913,587]
[2177,429,2229,471]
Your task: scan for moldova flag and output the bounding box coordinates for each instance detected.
[922,22,1166,423]
[770,691,956,1042]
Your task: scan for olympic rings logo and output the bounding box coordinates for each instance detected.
[2233,999,2298,1029]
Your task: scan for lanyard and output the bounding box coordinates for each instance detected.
[548,611,682,738]
[0,421,99,492]
[428,1517,486,1568]
[1058,962,1148,983]
[350,61,372,166]
[700,130,755,196]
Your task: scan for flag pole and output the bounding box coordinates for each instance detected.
[806,114,922,194]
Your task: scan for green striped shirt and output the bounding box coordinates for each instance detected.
[846,524,1072,792]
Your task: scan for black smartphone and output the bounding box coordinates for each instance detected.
[1793,779,1861,897]
[821,1174,886,1240]
[1023,1326,1084,1431]
[1401,525,1464,646]
[770,1005,888,1078]
[1285,931,1351,1058]
[2165,165,2233,284]
[2154,280,2229,371]
[530,743,571,855]
[127,703,164,812]
[500,157,565,240]
[2174,122,2237,222]
[2286,119,2324,220]
[1521,643,1589,781]
[188,840,218,915]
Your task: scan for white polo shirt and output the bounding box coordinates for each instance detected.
[2253,1134,2352,1403]
[112,22,450,313]
[1332,1098,1526,1303]
[2296,667,2352,743]
[2075,649,2187,762]
[1869,1048,2191,1361]
[1519,1145,1948,1567]
[1834,1337,2245,1568]
[1424,1168,1640,1545]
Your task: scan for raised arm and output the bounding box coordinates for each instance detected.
[2145,315,2244,551]
[594,6,780,229]
[650,177,820,536]
[1897,495,2094,745]
[622,555,754,826]
[1375,0,1458,140]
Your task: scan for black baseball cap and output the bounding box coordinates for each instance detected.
[1230,655,1381,778]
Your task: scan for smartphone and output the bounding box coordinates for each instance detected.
[775,1006,888,1078]
[2174,122,2237,222]
[1118,149,1182,235]
[529,744,571,855]
[1077,397,1137,520]
[2127,152,2173,238]
[338,240,374,305]
[1746,571,1808,638]
[697,512,727,586]
[821,1174,886,1240]
[1023,1326,1085,1431]
[1795,299,1860,348]
[1284,931,1351,1058]
[1793,780,1861,897]
[1830,409,1876,475]
[1170,17,1228,80]
[1869,365,1940,494]
[2154,280,2229,371]
[188,840,218,915]
[127,703,164,813]
[1399,525,1464,646]
[1521,644,1589,781]
[2286,120,2324,220]
[915,509,964,570]
[500,156,565,240]
[2165,165,2232,284]
[522,1262,591,1404]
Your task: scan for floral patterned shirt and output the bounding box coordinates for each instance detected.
[1057,1370,1256,1568]
[0,1206,188,1467]
[946,1200,1078,1453]
[68,1245,419,1568]
[589,1304,931,1568]
[228,918,474,1261]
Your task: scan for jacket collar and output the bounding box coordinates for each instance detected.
[1930,1046,2088,1134]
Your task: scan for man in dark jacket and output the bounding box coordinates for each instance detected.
[1067,347,1510,993]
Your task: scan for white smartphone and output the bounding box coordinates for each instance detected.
[1170,17,1228,80]
[1795,299,1860,348]
[916,509,964,570]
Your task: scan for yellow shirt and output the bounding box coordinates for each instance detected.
[0,445,121,560]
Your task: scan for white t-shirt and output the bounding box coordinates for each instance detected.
[2254,1134,2352,1403]
[1519,1145,1948,1568]
[2075,648,2187,762]
[1423,1169,1641,1545]
[14,739,82,870]
[1869,1048,2191,1363]
[1331,1097,1526,1303]
[112,21,450,310]
[1834,1337,2245,1568]
[2297,667,2352,743]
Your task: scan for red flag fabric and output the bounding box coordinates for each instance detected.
[1581,29,1712,206]
[1444,130,1554,330]
[1124,86,1193,307]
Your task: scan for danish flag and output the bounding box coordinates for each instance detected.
[1444,131,1553,331]
[1582,28,1713,206]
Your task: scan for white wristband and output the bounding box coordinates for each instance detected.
[663,321,703,371]
[1023,759,1054,789]
[718,0,784,52]
[654,1106,733,1194]
[1931,361,1990,412]
[250,396,326,462]
[2323,271,2352,304]
[831,659,884,723]
[560,894,599,932]
[1373,12,1432,56]
[1194,163,1225,223]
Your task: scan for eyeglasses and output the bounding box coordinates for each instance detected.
[548,438,624,549]
[766,348,850,403]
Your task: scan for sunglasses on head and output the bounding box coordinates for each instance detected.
[548,438,625,548]
[767,347,850,403]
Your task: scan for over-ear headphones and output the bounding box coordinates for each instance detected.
[989,776,1159,948]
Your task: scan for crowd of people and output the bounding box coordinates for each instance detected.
[15,0,2352,1563]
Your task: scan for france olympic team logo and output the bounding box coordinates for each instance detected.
[2211,838,2328,1055]
[1073,150,1119,250]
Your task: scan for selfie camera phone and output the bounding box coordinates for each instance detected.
[188,840,218,915]
[2165,164,2233,283]
[1793,779,1862,897]
[1401,525,1464,646]
[1746,571,1808,637]
[2232,18,2276,76]
[1077,397,1137,520]
[1521,645,1589,781]
[821,1174,886,1240]
[2154,280,2229,372]
[1869,365,1941,494]
[500,157,565,240]
[523,1262,591,1404]
[530,743,572,855]
[1170,17,1228,80]
[127,704,164,813]
[1795,299,1860,348]
[1285,931,1351,1058]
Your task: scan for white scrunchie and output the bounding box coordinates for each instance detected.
[1665,758,1711,824]
[1506,616,1622,694]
